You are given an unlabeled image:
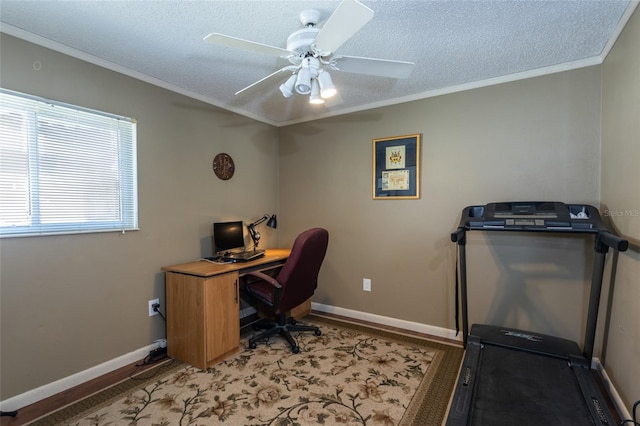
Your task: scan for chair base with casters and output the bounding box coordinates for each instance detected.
[248,312,322,354]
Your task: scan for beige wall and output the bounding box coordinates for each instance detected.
[601,7,640,412]
[1,11,638,414]
[279,67,602,347]
[0,34,280,399]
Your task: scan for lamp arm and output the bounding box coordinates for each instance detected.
[249,214,270,227]
[247,224,260,249]
[247,215,267,250]
[247,214,276,250]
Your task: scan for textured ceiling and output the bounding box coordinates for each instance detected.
[0,1,635,126]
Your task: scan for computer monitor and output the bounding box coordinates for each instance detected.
[213,221,245,253]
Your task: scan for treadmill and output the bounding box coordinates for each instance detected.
[447,202,628,426]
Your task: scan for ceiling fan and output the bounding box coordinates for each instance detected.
[204,0,414,105]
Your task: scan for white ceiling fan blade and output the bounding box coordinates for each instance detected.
[235,66,297,96]
[313,0,374,55]
[332,56,414,79]
[204,33,290,58]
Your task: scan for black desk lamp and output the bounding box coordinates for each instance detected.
[247,214,277,250]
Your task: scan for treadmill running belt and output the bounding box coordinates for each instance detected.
[472,346,595,425]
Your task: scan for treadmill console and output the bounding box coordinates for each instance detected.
[461,201,603,232]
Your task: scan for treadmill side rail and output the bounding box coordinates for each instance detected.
[573,366,617,425]
[445,336,482,426]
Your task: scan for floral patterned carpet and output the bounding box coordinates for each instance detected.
[32,315,463,426]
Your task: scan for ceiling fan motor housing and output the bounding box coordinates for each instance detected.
[287,27,321,59]
[298,9,321,26]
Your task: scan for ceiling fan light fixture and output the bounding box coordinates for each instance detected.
[318,70,337,99]
[309,79,324,104]
[295,67,312,94]
[279,74,297,98]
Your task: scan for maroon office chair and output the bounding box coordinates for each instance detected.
[243,227,329,353]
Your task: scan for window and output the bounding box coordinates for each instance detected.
[0,89,138,237]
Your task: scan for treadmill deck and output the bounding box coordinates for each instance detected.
[446,324,615,426]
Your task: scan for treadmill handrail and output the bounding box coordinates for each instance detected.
[451,227,465,244]
[597,230,629,252]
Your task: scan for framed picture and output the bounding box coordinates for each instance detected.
[372,134,421,200]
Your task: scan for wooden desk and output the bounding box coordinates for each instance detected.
[162,249,290,369]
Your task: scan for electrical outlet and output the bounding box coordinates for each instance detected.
[148,298,160,316]
[363,278,371,292]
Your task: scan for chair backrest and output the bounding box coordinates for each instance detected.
[275,228,329,314]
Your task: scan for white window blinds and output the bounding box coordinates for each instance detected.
[0,89,138,237]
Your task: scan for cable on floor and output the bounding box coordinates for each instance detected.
[130,358,175,381]
[618,399,639,426]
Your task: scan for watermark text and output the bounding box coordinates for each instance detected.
[603,209,640,217]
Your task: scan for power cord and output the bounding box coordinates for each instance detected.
[135,303,168,371]
[152,303,166,321]
[136,350,167,367]
[133,336,170,377]
[130,358,175,381]
[618,400,639,426]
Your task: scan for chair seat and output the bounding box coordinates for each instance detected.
[246,281,276,305]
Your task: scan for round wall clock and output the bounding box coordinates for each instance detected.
[212,153,235,180]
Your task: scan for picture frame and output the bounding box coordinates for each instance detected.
[372,134,421,200]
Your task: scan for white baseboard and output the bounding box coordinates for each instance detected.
[593,357,632,421]
[0,343,157,413]
[311,302,463,342]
